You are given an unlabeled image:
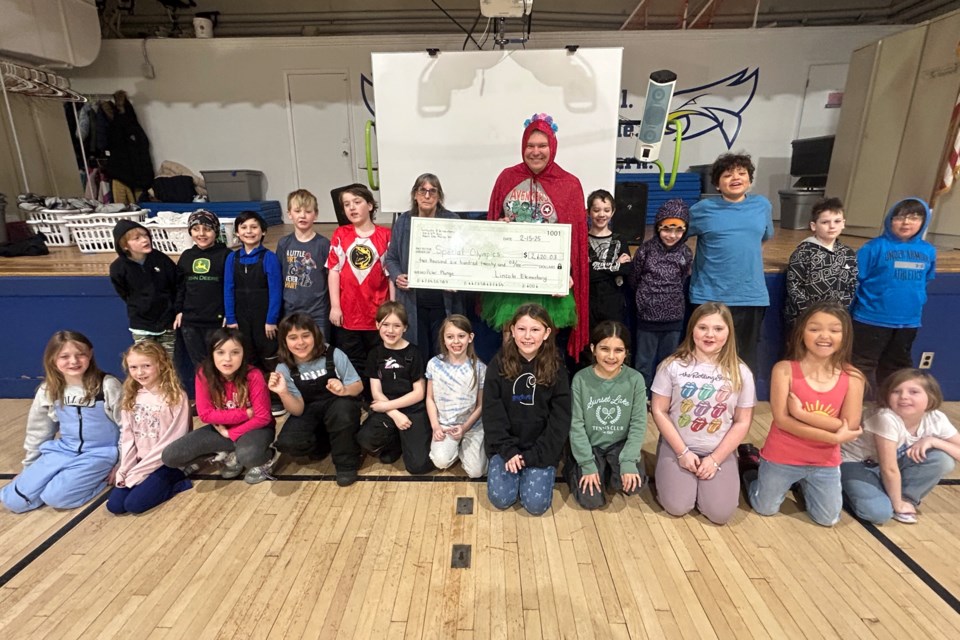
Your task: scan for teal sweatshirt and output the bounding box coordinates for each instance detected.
[570,366,647,475]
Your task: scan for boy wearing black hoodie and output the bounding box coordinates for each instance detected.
[174,210,231,368]
[109,219,179,358]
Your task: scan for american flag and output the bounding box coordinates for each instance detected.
[932,76,960,205]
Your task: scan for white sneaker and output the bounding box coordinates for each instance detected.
[244,449,280,484]
[221,451,244,479]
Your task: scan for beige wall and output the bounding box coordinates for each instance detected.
[0,94,82,215]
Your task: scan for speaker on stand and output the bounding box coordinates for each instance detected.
[613,182,649,246]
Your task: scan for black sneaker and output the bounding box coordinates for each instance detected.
[737,443,761,473]
[271,401,288,418]
[336,469,359,487]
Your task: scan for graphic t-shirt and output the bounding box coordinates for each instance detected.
[367,343,426,412]
[842,408,958,463]
[277,233,331,326]
[500,179,558,223]
[326,225,391,330]
[275,347,360,399]
[651,359,756,454]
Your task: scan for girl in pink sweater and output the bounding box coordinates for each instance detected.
[162,327,278,484]
[107,341,192,514]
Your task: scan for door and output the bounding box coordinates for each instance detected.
[286,72,354,223]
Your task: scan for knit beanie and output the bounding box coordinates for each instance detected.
[188,209,219,233]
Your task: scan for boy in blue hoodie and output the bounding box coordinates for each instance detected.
[851,198,936,392]
[224,210,284,412]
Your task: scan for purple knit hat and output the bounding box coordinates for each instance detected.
[655,199,690,228]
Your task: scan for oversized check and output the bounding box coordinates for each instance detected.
[407,218,571,295]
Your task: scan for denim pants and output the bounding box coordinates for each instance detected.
[748,458,842,526]
[634,329,681,396]
[840,450,955,524]
[487,454,555,516]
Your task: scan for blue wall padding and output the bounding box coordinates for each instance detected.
[1,273,958,400]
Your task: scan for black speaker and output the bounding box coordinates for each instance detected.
[613,182,648,246]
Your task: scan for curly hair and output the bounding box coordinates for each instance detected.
[121,340,184,411]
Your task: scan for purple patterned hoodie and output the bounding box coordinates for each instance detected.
[631,199,693,324]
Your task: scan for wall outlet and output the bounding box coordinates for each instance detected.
[919,352,934,369]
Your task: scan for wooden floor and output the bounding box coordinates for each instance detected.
[1,400,959,639]
[2,224,959,277]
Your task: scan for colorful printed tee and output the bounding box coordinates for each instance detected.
[651,359,756,453]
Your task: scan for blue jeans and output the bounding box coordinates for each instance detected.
[487,454,555,516]
[106,465,191,515]
[748,458,842,527]
[634,329,681,395]
[840,450,955,524]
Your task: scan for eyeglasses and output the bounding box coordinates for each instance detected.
[891,212,923,222]
[416,188,438,197]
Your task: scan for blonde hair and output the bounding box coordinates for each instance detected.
[661,302,743,392]
[121,340,184,411]
[41,331,105,404]
[118,227,149,255]
[287,188,318,212]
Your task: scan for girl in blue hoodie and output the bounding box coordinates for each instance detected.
[850,198,936,392]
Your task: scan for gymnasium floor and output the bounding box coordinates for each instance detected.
[1,400,958,639]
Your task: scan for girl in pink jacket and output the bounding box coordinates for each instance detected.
[107,341,192,514]
[162,327,278,484]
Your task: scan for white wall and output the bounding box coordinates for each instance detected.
[62,26,901,217]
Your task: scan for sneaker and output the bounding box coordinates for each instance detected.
[737,443,761,471]
[244,449,280,484]
[336,469,359,487]
[221,451,244,479]
[893,511,918,524]
[271,402,288,418]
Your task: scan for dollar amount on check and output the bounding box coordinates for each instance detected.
[407,218,572,296]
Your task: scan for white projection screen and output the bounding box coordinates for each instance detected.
[371,48,623,214]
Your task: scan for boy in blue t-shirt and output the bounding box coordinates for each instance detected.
[276,189,331,339]
[687,153,774,374]
[851,198,936,392]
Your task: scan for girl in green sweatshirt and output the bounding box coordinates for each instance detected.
[565,321,648,509]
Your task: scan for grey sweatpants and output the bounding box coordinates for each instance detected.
[653,438,740,525]
[162,425,276,470]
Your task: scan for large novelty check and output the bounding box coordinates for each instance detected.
[407,218,571,296]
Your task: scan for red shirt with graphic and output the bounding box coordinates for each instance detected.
[326,224,391,330]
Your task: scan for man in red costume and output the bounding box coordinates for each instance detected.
[483,113,589,360]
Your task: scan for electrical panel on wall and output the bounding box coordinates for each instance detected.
[0,0,101,67]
